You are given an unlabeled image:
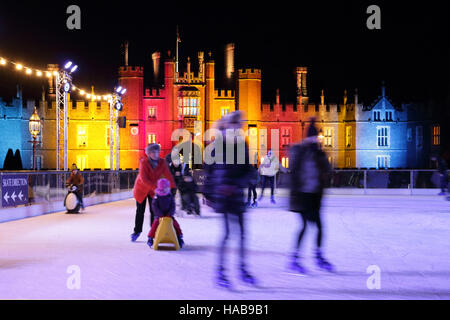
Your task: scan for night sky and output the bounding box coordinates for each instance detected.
[0,1,449,106]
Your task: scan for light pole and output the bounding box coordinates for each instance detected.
[109,86,126,171]
[56,60,78,171]
[28,107,41,170]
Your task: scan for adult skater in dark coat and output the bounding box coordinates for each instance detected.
[205,111,256,288]
[288,117,334,273]
[431,154,448,195]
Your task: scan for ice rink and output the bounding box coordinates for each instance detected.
[1,192,449,300]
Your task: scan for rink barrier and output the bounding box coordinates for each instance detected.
[0,170,138,223]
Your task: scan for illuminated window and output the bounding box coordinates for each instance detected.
[77,125,88,147]
[282,157,289,168]
[377,126,389,147]
[148,106,156,118]
[345,157,351,168]
[377,155,390,169]
[76,155,88,171]
[346,126,352,147]
[148,133,157,144]
[221,107,230,116]
[433,125,440,146]
[324,127,333,147]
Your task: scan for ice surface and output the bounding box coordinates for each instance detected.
[1,192,449,300]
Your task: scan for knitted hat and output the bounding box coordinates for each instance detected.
[306,117,318,137]
[155,178,171,196]
[146,143,161,153]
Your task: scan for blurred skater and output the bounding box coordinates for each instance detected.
[147,178,184,248]
[205,111,257,288]
[288,118,334,273]
[258,149,279,204]
[431,154,448,195]
[131,143,176,242]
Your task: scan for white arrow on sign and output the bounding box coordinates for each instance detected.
[18,191,24,201]
[11,191,17,202]
[3,192,10,203]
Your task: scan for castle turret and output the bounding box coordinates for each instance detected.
[238,68,261,123]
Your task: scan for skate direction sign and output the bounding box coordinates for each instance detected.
[2,175,28,207]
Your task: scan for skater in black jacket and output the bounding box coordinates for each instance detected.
[288,117,334,274]
[205,111,257,288]
[178,167,201,216]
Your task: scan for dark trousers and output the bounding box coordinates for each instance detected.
[134,196,155,234]
[75,190,84,208]
[260,175,275,197]
[440,173,448,192]
[218,212,246,271]
[247,184,257,203]
[293,193,323,256]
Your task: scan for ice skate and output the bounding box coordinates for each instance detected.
[270,196,276,204]
[240,266,257,286]
[246,201,252,208]
[217,268,232,289]
[315,249,335,272]
[251,200,258,208]
[130,232,141,242]
[147,237,153,248]
[288,256,308,275]
[438,191,447,196]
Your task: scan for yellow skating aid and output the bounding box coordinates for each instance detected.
[153,217,180,250]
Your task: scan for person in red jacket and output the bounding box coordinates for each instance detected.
[131,143,176,242]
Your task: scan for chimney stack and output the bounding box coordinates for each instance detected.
[152,51,161,82]
[355,88,358,106]
[295,67,308,104]
[124,41,129,66]
[276,89,280,105]
[321,89,325,106]
[225,43,235,80]
[198,51,204,80]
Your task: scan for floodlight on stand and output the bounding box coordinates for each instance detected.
[116,86,122,93]
[64,61,73,69]
[70,65,78,73]
[120,88,127,95]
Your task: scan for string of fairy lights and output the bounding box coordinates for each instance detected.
[0,55,115,101]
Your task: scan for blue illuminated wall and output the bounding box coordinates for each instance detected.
[0,89,36,169]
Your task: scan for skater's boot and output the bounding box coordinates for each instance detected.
[251,200,258,208]
[147,237,154,248]
[217,268,232,289]
[270,196,276,204]
[130,232,141,242]
[240,265,257,286]
[289,255,307,274]
[177,235,184,248]
[438,191,447,196]
[315,248,335,272]
[246,201,252,208]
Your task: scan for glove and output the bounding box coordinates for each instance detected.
[171,188,177,196]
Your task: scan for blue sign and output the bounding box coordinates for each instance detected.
[1,175,29,207]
